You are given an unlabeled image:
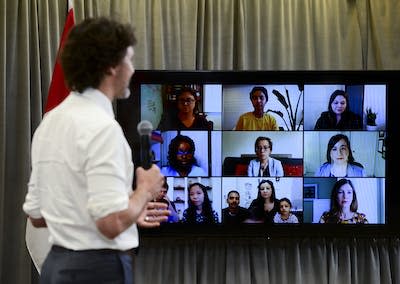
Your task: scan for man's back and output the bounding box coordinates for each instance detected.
[25,90,137,250]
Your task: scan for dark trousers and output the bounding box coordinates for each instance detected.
[40,245,134,284]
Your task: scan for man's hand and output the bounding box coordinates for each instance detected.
[137,202,170,228]
[135,165,165,201]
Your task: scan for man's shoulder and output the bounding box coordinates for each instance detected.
[238,206,249,212]
[46,94,112,119]
[37,95,120,143]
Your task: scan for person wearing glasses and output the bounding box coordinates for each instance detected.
[314,134,365,177]
[235,86,279,130]
[157,87,212,131]
[161,134,207,177]
[247,136,284,177]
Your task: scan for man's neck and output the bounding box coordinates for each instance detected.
[98,79,116,102]
[229,207,239,214]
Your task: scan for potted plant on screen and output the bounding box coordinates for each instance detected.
[366,107,378,131]
[266,84,304,130]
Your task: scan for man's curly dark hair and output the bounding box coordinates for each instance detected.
[60,17,137,92]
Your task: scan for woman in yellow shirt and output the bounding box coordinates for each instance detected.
[235,86,279,130]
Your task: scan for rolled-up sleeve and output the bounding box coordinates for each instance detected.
[85,123,132,220]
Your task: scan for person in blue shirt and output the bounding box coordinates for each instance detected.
[161,134,207,177]
[247,136,284,177]
[315,134,365,177]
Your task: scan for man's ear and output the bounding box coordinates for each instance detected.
[106,66,117,76]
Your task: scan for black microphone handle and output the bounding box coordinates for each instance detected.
[140,134,152,170]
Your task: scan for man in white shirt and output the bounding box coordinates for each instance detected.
[23,17,169,284]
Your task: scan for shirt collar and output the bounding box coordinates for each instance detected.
[79,88,115,118]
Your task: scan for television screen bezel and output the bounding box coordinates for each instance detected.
[117,70,399,238]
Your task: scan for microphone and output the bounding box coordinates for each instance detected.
[137,120,153,170]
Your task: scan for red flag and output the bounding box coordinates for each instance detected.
[44,4,75,114]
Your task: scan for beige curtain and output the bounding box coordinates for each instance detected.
[1,0,399,283]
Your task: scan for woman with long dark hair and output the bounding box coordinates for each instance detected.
[157,87,212,130]
[315,134,365,177]
[314,90,362,130]
[246,179,280,224]
[182,183,218,224]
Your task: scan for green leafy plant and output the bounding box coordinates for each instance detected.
[366,107,377,126]
[266,85,304,130]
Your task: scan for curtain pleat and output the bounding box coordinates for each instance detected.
[1,0,400,283]
[133,237,400,284]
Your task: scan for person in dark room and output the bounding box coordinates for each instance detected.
[157,86,212,130]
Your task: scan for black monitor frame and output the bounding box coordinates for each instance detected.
[117,70,399,238]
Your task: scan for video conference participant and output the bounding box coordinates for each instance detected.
[314,90,362,130]
[221,190,250,225]
[22,17,170,284]
[157,86,212,131]
[315,134,365,177]
[182,183,219,224]
[246,179,280,224]
[273,198,299,223]
[155,178,180,223]
[235,86,279,130]
[161,134,207,177]
[247,136,284,177]
[319,179,368,224]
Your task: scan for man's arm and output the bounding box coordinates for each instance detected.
[29,217,47,228]
[95,166,169,239]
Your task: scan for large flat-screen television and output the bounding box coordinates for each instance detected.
[117,70,399,237]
